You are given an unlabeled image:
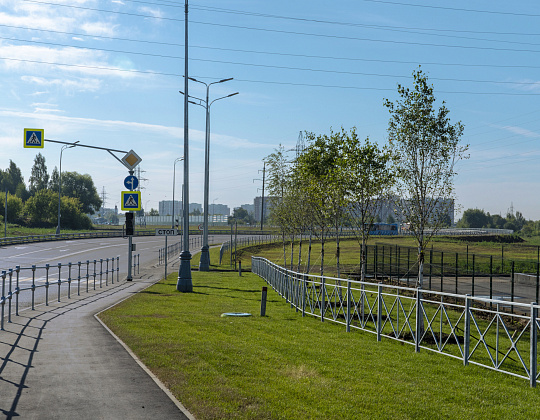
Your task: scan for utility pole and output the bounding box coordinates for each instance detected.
[177,0,193,292]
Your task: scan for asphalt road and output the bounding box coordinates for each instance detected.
[0,234,234,316]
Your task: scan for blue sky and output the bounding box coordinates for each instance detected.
[1,0,540,219]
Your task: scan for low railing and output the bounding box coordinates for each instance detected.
[0,229,155,247]
[252,256,540,388]
[0,255,143,331]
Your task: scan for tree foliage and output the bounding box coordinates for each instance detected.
[51,171,102,214]
[29,153,49,195]
[384,67,467,286]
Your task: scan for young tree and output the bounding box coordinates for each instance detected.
[29,153,49,195]
[343,133,395,283]
[384,67,467,290]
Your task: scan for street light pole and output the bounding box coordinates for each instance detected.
[177,0,192,292]
[172,157,184,229]
[184,76,238,271]
[56,141,79,235]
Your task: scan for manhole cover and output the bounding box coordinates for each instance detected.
[221,312,252,317]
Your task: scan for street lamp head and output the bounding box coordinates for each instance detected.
[218,77,233,83]
[227,92,239,98]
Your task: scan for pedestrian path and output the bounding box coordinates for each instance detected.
[0,264,194,420]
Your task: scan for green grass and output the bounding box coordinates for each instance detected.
[100,268,540,419]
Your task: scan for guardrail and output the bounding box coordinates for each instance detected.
[252,256,540,388]
[0,230,155,247]
[0,254,143,331]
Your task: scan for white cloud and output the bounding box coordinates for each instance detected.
[21,75,102,92]
[500,125,540,138]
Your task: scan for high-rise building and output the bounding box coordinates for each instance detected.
[159,200,182,216]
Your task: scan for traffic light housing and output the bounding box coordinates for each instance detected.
[125,212,134,236]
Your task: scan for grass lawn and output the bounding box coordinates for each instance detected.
[99,268,540,420]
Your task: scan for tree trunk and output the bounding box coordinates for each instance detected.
[306,232,312,274]
[297,233,303,273]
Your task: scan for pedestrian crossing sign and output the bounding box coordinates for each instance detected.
[121,191,141,211]
[24,129,44,148]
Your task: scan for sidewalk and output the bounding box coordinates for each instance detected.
[0,263,194,420]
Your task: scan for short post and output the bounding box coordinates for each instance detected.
[68,262,72,299]
[57,263,61,302]
[31,265,36,309]
[377,283,382,342]
[15,266,20,316]
[238,260,242,276]
[464,295,471,366]
[260,286,267,316]
[45,264,50,306]
[530,302,538,388]
[346,281,351,333]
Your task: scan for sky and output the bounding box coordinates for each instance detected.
[1,1,540,220]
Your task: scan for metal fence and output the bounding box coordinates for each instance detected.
[0,254,141,331]
[252,256,540,388]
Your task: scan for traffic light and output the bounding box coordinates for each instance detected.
[125,212,134,236]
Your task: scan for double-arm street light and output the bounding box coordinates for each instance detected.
[56,141,79,235]
[180,77,238,271]
[172,157,184,229]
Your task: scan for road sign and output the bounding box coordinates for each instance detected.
[24,129,44,148]
[121,191,141,211]
[124,175,139,191]
[155,229,180,236]
[121,149,142,170]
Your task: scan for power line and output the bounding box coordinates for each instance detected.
[4,36,540,88]
[360,0,540,18]
[2,56,540,96]
[5,24,540,70]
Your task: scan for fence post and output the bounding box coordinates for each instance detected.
[415,287,421,352]
[31,265,36,309]
[15,266,20,316]
[45,264,50,306]
[7,269,12,323]
[429,249,433,289]
[321,276,325,323]
[93,260,97,290]
[106,258,109,286]
[302,274,306,317]
[472,254,475,297]
[1,271,5,331]
[440,252,444,293]
[100,259,103,288]
[346,281,351,333]
[86,260,90,292]
[530,302,538,388]
[464,295,471,366]
[68,263,72,299]
[537,262,539,305]
[77,261,81,296]
[490,256,493,308]
[377,283,382,342]
[117,257,120,283]
[57,263,62,302]
[511,261,515,314]
[455,252,459,295]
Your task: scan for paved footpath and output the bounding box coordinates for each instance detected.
[0,262,194,420]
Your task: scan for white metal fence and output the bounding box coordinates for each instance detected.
[252,256,540,388]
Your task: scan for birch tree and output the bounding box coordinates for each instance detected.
[383,68,467,289]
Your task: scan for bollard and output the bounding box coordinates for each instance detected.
[239,261,242,276]
[260,286,267,316]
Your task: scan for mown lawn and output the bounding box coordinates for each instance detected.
[99,266,540,420]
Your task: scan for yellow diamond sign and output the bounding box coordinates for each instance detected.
[121,150,142,170]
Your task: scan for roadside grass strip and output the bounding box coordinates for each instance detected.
[99,269,540,419]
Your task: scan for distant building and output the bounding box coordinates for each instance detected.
[239,203,254,215]
[189,203,202,214]
[209,203,230,216]
[370,196,454,226]
[254,196,278,222]
[159,200,182,216]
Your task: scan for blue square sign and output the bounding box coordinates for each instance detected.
[121,191,141,211]
[24,129,44,148]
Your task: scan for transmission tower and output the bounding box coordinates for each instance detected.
[101,186,107,212]
[296,131,305,158]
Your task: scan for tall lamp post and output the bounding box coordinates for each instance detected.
[177,0,192,292]
[182,76,238,271]
[172,157,184,229]
[56,141,79,235]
